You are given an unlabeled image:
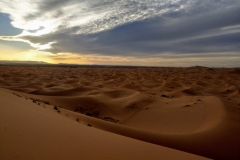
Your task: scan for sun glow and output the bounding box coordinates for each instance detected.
[0,49,54,63]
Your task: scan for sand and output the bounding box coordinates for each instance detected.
[0,66,240,159]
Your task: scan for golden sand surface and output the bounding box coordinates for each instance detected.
[0,66,240,159]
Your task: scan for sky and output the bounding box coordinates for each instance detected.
[0,0,239,67]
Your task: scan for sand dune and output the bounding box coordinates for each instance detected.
[0,66,240,159]
[1,88,208,160]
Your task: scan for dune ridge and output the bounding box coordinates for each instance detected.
[1,88,209,160]
[0,66,240,159]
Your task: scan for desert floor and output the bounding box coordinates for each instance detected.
[0,66,240,159]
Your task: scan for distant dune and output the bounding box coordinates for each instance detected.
[0,60,49,65]
[0,66,240,160]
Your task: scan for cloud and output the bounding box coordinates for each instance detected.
[0,0,186,32]
[0,0,240,66]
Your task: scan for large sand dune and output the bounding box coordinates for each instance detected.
[0,66,240,159]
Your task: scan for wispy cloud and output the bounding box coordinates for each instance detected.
[1,0,186,33]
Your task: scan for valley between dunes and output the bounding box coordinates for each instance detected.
[0,66,240,159]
